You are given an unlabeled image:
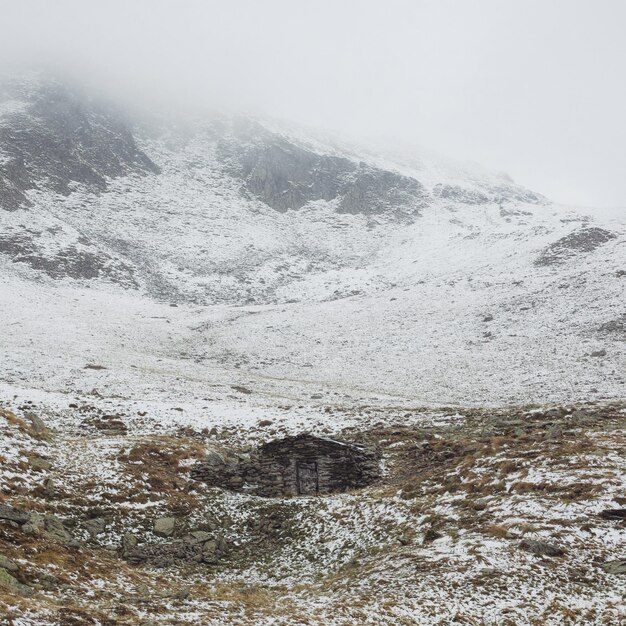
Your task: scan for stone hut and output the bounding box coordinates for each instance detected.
[192,434,380,497]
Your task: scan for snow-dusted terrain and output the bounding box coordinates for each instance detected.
[1,75,625,626]
[1,76,625,414]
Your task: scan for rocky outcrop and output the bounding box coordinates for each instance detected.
[218,122,426,217]
[535,227,617,266]
[0,77,159,211]
[0,231,137,284]
[433,184,490,205]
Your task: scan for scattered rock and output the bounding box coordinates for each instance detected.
[83,414,128,435]
[126,533,228,568]
[535,227,616,266]
[519,539,564,557]
[590,349,607,358]
[83,517,106,538]
[84,364,107,370]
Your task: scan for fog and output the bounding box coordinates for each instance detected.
[2,0,625,212]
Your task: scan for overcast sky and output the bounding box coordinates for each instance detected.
[2,0,625,212]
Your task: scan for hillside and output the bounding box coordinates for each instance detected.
[0,75,625,626]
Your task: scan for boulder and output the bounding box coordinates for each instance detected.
[43,515,73,545]
[25,411,49,437]
[0,567,33,596]
[0,554,18,572]
[599,508,626,520]
[519,539,564,557]
[22,512,45,535]
[154,516,177,537]
[0,504,30,525]
[601,560,626,575]
[84,517,106,538]
[121,532,138,556]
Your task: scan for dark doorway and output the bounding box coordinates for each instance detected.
[297,461,319,495]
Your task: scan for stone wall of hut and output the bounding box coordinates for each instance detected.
[191,435,379,497]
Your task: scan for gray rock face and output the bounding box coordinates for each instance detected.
[434,184,490,205]
[535,227,617,266]
[218,121,426,217]
[433,182,540,206]
[0,77,159,211]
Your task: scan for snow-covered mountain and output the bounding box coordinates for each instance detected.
[2,74,626,626]
[1,75,625,408]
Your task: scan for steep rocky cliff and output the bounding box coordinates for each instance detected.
[0,76,158,211]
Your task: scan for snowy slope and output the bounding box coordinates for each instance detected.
[1,76,625,411]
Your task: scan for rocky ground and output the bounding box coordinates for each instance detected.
[1,399,625,625]
[2,74,625,626]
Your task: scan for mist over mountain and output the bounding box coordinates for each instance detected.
[1,72,624,405]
